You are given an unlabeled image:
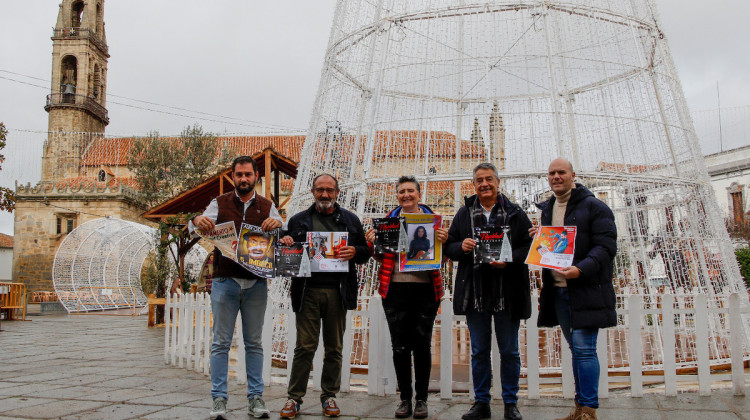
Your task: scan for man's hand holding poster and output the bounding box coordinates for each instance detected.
[195,221,238,262]
[525,226,577,269]
[399,213,443,272]
[237,223,276,278]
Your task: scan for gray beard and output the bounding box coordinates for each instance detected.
[315,200,335,212]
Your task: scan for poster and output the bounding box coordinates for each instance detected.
[525,226,577,270]
[237,224,276,278]
[275,243,311,277]
[474,225,511,264]
[399,213,443,272]
[372,217,403,254]
[196,221,238,262]
[307,231,349,272]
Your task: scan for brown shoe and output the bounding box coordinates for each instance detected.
[322,398,341,417]
[555,402,581,420]
[280,399,300,419]
[413,400,428,419]
[579,406,597,420]
[395,400,412,418]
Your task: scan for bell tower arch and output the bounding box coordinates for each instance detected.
[43,0,110,180]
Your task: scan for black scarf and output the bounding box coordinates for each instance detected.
[469,195,507,312]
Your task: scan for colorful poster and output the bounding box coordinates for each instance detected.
[525,226,577,270]
[307,231,349,272]
[373,217,404,254]
[196,221,238,262]
[237,224,276,278]
[275,243,311,277]
[399,213,443,272]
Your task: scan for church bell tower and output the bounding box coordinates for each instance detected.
[42,0,109,180]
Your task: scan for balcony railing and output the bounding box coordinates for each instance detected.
[46,93,109,124]
[52,27,108,55]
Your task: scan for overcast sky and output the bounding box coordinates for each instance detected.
[0,0,748,235]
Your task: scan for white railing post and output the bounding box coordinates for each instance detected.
[261,300,275,386]
[596,326,608,398]
[440,298,454,400]
[628,295,643,397]
[341,310,354,392]
[164,293,171,364]
[491,327,501,400]
[194,293,204,373]
[171,293,179,366]
[286,310,296,383]
[204,295,212,376]
[527,295,540,400]
[728,293,747,396]
[661,294,677,396]
[367,297,379,395]
[185,293,194,370]
[694,294,710,396]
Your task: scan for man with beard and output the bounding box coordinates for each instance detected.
[278,174,370,418]
[191,156,282,420]
[444,163,532,420]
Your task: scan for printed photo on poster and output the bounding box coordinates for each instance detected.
[307,231,349,272]
[237,224,276,278]
[372,217,403,254]
[196,221,238,262]
[399,213,442,272]
[275,243,311,277]
[474,225,511,264]
[525,226,577,270]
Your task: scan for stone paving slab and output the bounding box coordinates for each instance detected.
[0,315,748,419]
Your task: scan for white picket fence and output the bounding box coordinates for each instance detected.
[164,292,750,398]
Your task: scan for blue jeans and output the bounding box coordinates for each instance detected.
[555,287,600,409]
[465,309,521,404]
[210,277,268,399]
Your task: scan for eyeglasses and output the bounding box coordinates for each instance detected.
[313,188,337,195]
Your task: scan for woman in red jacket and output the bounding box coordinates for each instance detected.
[365,175,447,419]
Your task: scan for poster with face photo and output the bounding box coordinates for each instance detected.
[236,223,276,278]
[399,213,442,272]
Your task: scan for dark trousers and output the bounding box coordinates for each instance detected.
[287,287,347,404]
[383,282,439,401]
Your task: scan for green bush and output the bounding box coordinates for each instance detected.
[735,248,750,290]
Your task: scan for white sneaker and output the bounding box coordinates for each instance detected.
[210,397,227,420]
[249,395,270,418]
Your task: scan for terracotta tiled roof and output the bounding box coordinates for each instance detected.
[0,233,13,248]
[81,135,306,167]
[80,131,482,167]
[54,177,139,190]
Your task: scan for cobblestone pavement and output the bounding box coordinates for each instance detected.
[1,314,749,419]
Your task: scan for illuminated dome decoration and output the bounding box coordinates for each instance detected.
[284,0,749,374]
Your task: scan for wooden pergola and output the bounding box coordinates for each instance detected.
[140,148,298,289]
[142,147,298,222]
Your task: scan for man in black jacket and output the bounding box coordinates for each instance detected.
[531,158,617,420]
[445,163,532,420]
[278,173,370,418]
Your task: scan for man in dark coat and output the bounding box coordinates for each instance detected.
[278,173,370,418]
[532,158,617,420]
[445,163,532,420]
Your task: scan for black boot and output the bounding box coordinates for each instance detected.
[504,403,523,420]
[462,402,491,420]
[394,400,412,418]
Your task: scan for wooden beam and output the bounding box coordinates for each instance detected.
[274,168,280,207]
[279,195,291,209]
[265,149,272,200]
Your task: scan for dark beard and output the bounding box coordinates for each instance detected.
[236,182,254,195]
